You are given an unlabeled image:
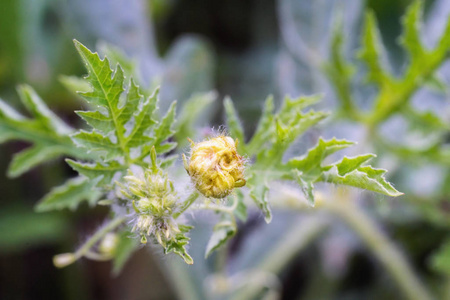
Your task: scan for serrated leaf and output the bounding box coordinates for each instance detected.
[288,138,355,180]
[356,1,450,124]
[125,87,158,148]
[17,85,72,135]
[59,75,91,95]
[0,87,87,177]
[247,173,272,223]
[224,96,245,152]
[278,94,322,124]
[246,95,275,155]
[402,106,449,133]
[234,191,248,222]
[165,225,193,264]
[324,17,357,117]
[205,215,236,258]
[358,11,388,85]
[66,159,126,185]
[333,154,376,176]
[112,230,139,276]
[322,164,403,197]
[71,130,121,160]
[152,101,177,155]
[76,110,114,134]
[8,145,67,178]
[293,170,315,206]
[73,40,164,162]
[175,92,216,148]
[400,0,425,63]
[35,177,102,212]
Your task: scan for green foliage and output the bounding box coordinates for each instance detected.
[164,225,194,265]
[205,214,236,258]
[430,237,450,275]
[0,39,403,268]
[0,85,86,178]
[36,177,102,212]
[175,92,216,148]
[0,205,69,253]
[225,95,402,222]
[328,0,450,128]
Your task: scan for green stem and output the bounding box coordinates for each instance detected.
[326,201,433,300]
[173,191,200,219]
[231,215,328,300]
[74,216,126,260]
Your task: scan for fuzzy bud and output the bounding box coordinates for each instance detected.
[184,136,246,198]
[119,169,181,247]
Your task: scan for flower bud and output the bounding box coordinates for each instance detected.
[119,169,181,247]
[53,253,76,268]
[98,232,119,256]
[184,136,246,198]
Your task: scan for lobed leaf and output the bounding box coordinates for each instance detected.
[224,96,246,153]
[205,215,236,258]
[35,177,102,212]
[0,86,85,177]
[321,164,403,197]
[175,92,216,148]
[165,225,194,264]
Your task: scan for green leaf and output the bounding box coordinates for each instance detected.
[293,170,315,206]
[247,173,272,223]
[71,130,121,160]
[112,230,139,276]
[175,92,216,148]
[35,177,102,212]
[224,96,246,152]
[237,95,328,219]
[430,237,450,275]
[246,95,275,156]
[234,191,248,222]
[8,145,67,178]
[322,164,403,197]
[205,214,236,258]
[66,159,126,185]
[324,17,357,118]
[0,205,69,253]
[288,138,355,181]
[399,0,425,64]
[356,1,450,125]
[59,75,91,95]
[152,101,177,155]
[165,225,194,264]
[402,106,449,133]
[358,11,388,85]
[0,85,86,177]
[73,40,164,163]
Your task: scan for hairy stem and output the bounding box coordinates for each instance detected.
[326,201,433,300]
[173,191,200,219]
[74,216,126,260]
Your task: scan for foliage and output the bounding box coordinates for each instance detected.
[0,40,401,269]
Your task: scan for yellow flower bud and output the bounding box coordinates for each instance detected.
[184,135,246,198]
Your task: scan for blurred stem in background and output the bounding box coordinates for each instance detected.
[228,187,433,300]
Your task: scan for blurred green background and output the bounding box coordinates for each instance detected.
[1,0,449,299]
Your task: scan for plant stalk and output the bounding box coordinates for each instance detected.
[325,201,433,300]
[231,215,328,300]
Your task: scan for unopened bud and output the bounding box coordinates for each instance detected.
[184,136,246,198]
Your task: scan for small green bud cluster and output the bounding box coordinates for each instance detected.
[119,168,181,247]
